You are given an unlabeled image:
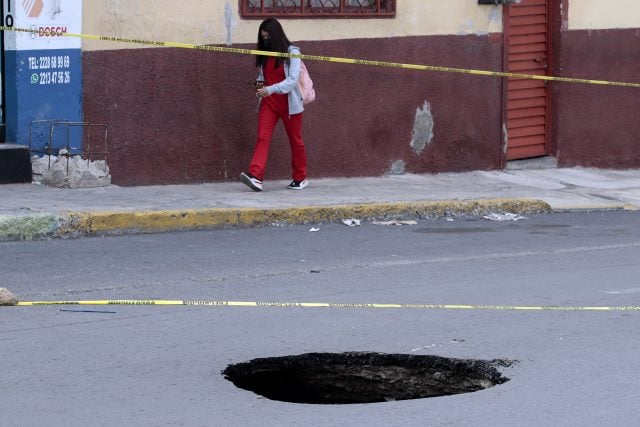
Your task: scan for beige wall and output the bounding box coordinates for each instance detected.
[569,0,640,30]
[83,0,503,51]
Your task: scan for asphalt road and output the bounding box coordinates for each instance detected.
[2,211,640,426]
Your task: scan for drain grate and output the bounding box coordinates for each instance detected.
[223,352,511,404]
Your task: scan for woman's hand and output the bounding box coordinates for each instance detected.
[256,87,270,98]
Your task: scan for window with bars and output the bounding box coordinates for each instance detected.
[239,0,396,18]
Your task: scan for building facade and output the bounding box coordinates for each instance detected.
[2,0,639,185]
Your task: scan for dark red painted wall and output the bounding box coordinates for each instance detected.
[552,28,640,168]
[83,35,504,186]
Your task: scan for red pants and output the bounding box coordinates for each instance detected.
[249,104,307,182]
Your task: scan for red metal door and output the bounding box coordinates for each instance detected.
[504,0,551,160]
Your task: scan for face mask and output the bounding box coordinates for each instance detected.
[262,39,272,50]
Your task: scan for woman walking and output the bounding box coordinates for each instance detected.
[240,18,308,192]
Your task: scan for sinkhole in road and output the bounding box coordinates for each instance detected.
[223,352,510,404]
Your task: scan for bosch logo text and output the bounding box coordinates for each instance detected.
[39,26,68,36]
[29,26,68,38]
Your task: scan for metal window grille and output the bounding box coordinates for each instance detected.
[240,0,395,18]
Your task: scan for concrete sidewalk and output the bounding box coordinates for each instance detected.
[1,166,639,241]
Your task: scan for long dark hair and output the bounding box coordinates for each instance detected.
[255,18,291,69]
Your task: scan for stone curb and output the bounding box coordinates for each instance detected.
[0,214,63,241]
[0,198,551,241]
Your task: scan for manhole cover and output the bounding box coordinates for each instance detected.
[223,352,511,404]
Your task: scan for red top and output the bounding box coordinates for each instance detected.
[263,58,288,112]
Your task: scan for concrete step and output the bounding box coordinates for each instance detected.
[0,143,32,184]
[506,156,558,170]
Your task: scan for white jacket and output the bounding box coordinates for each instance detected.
[257,45,304,116]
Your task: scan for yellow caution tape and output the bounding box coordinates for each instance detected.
[2,26,639,88]
[13,299,640,311]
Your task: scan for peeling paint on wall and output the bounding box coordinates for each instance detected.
[487,7,501,31]
[224,0,236,46]
[410,101,434,155]
[502,123,509,154]
[50,0,62,19]
[457,7,501,36]
[387,160,406,175]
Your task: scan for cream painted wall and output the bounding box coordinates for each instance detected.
[83,0,503,51]
[569,0,640,30]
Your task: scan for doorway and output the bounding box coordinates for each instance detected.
[503,0,552,160]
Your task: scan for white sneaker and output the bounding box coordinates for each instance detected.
[287,179,308,190]
[240,172,263,192]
